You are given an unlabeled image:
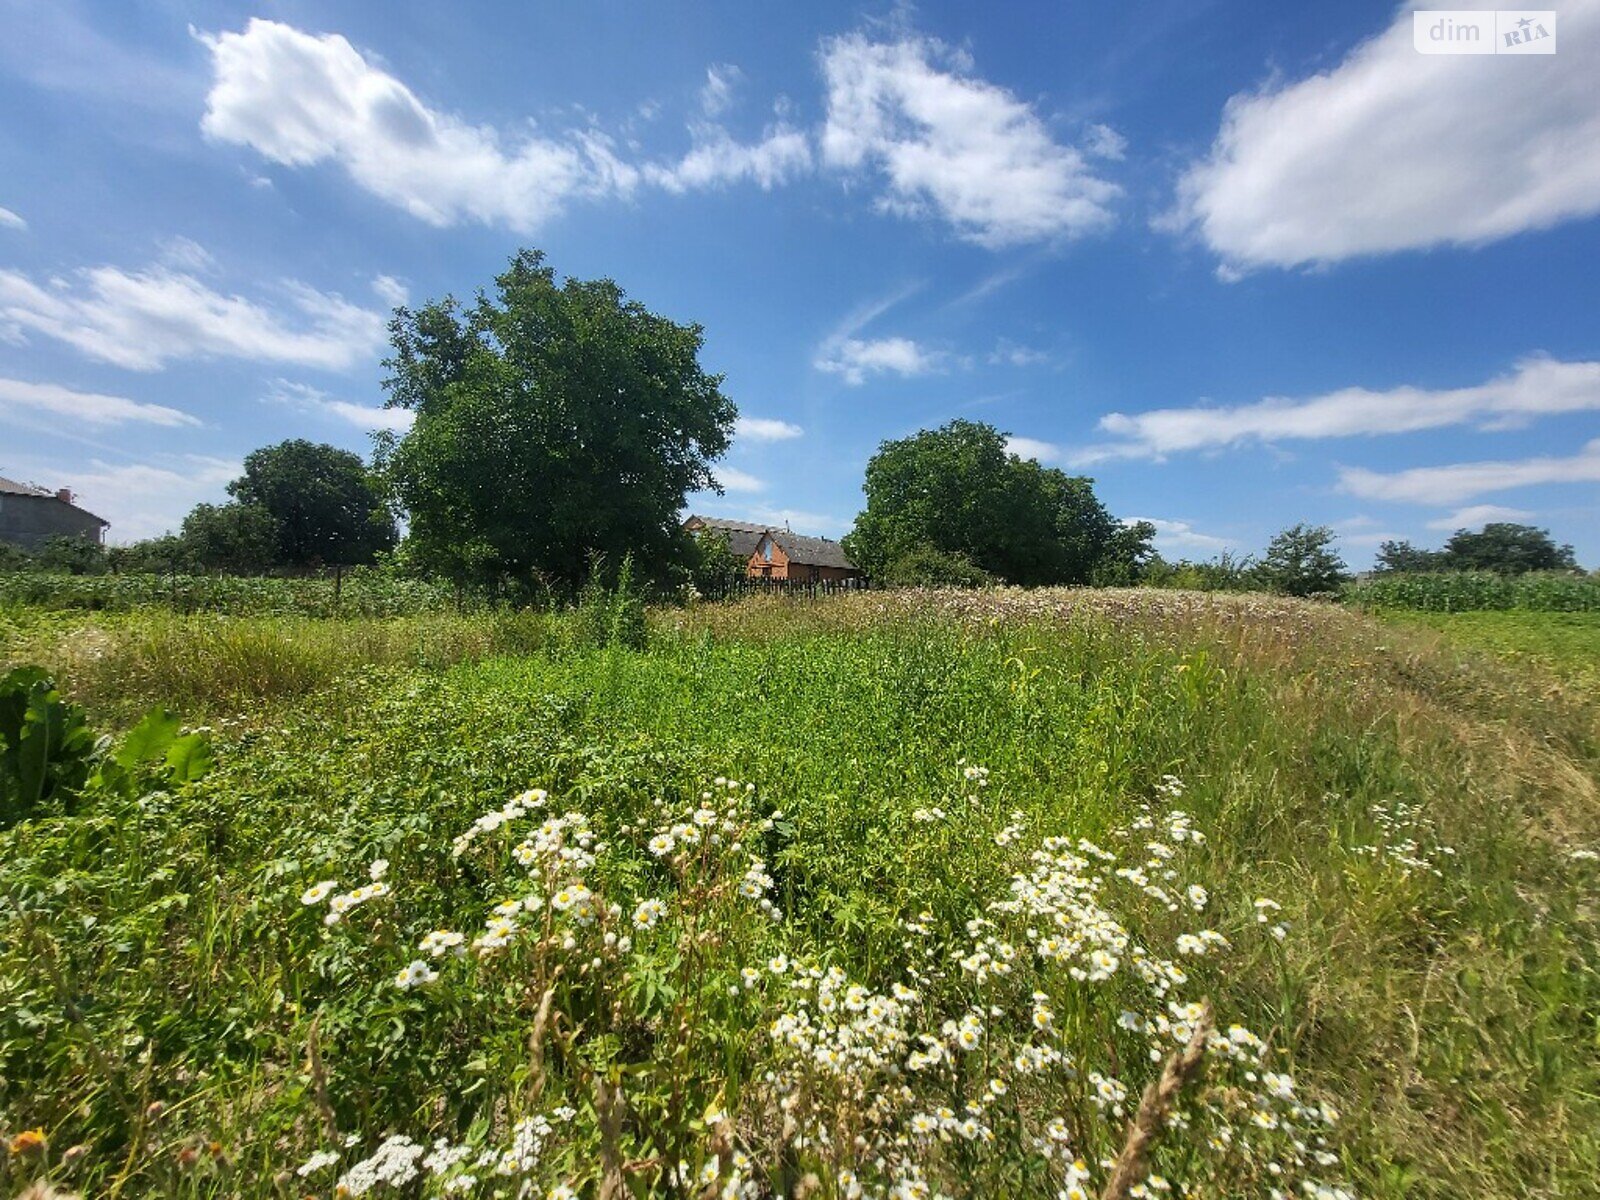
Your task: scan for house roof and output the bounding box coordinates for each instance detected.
[686,514,766,557]
[0,474,110,526]
[767,530,858,571]
[0,475,52,497]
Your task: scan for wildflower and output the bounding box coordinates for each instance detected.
[298,1149,340,1176]
[9,1128,47,1155]
[369,859,389,881]
[632,898,666,930]
[1186,884,1208,910]
[395,960,439,989]
[300,880,337,905]
[648,833,676,857]
[767,953,789,974]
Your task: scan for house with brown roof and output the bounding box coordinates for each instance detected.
[685,514,865,583]
[0,476,109,551]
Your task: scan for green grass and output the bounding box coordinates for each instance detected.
[1379,610,1600,685]
[2,591,1597,1198]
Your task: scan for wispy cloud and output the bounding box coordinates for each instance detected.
[1169,1,1600,272]
[1077,357,1600,461]
[266,379,414,432]
[0,377,199,427]
[0,253,389,372]
[820,30,1120,247]
[713,465,765,493]
[0,206,26,231]
[1339,439,1600,505]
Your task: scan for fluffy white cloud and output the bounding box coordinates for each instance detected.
[1131,517,1234,555]
[0,377,199,427]
[714,466,765,493]
[815,335,943,385]
[200,19,640,231]
[0,258,388,371]
[736,416,804,441]
[1085,357,1600,459]
[820,31,1119,247]
[1005,435,1061,463]
[1171,0,1600,271]
[0,206,26,231]
[1339,439,1600,505]
[201,20,809,230]
[1425,504,1533,530]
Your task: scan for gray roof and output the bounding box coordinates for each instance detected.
[768,530,858,571]
[0,475,52,497]
[0,475,109,525]
[687,515,765,557]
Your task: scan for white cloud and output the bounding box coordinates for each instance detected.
[714,466,765,493]
[0,377,200,427]
[1085,356,1600,459]
[200,19,810,231]
[266,378,414,432]
[1171,0,1600,271]
[1425,504,1533,530]
[989,339,1050,367]
[1131,517,1234,555]
[1005,435,1061,463]
[157,236,216,273]
[0,256,389,372]
[819,31,1120,247]
[642,126,812,193]
[0,206,26,231]
[815,336,942,385]
[736,416,804,441]
[1339,439,1600,505]
[1083,123,1127,162]
[200,19,639,232]
[371,274,409,308]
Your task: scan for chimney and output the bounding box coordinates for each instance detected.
[56,488,73,504]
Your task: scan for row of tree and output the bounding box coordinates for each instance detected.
[23,248,1584,596]
[1376,525,1578,575]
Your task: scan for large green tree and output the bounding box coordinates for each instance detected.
[1441,523,1577,574]
[377,250,735,592]
[842,420,1152,586]
[227,440,395,568]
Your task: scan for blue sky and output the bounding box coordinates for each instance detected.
[1,0,1597,565]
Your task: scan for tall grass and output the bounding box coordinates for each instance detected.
[0,591,1595,1197]
[0,570,467,618]
[1346,570,1600,612]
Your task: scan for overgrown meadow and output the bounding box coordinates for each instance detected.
[2,591,1597,1199]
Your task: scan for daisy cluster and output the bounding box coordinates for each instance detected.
[1351,798,1457,877]
[299,859,391,927]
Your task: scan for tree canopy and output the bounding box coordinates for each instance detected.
[377,249,735,592]
[1376,523,1578,575]
[1257,524,1348,596]
[228,439,396,568]
[842,420,1153,586]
